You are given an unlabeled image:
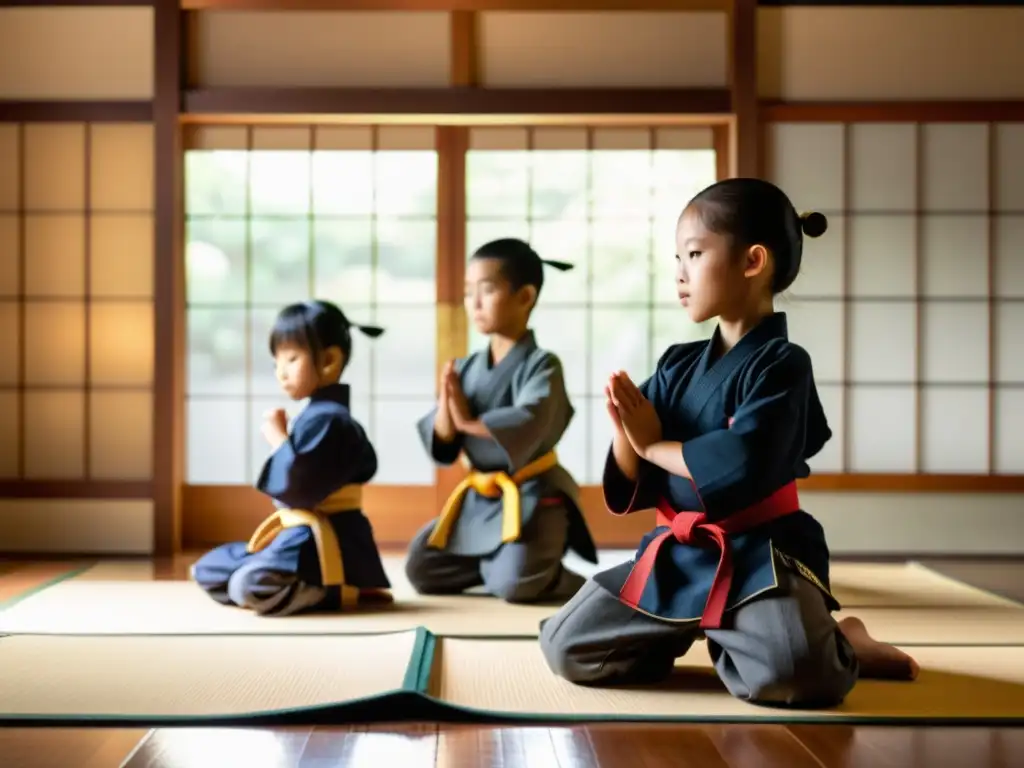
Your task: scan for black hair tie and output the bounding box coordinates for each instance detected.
[354,324,385,339]
[541,259,574,272]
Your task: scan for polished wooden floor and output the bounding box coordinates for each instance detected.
[1,555,1022,767]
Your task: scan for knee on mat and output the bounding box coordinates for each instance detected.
[733,655,856,709]
[226,565,293,613]
[487,574,548,604]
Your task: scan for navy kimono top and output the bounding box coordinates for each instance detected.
[594,313,838,622]
[256,383,377,510]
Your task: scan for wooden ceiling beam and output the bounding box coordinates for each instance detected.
[178,0,726,11]
[182,86,732,117]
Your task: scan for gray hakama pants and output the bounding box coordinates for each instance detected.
[538,562,859,708]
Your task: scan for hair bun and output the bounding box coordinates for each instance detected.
[800,211,828,239]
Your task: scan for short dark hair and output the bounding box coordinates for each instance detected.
[268,300,383,371]
[686,178,827,294]
[470,237,573,298]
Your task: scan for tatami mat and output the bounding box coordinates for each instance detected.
[0,559,1020,642]
[4,626,1021,726]
[432,638,1024,723]
[0,630,420,723]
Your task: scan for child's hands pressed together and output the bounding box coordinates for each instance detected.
[261,408,289,448]
[445,365,474,430]
[606,371,662,458]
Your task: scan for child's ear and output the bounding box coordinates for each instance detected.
[517,284,538,310]
[321,346,344,378]
[743,244,770,280]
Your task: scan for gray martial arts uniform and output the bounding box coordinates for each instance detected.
[406,331,598,603]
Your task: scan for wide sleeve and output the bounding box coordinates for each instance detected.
[479,352,568,470]
[602,371,664,516]
[416,406,464,466]
[681,345,811,517]
[256,410,376,510]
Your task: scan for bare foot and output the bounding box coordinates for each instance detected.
[359,588,394,605]
[838,616,919,681]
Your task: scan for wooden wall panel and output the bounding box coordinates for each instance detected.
[757,7,1024,101]
[192,11,451,88]
[478,12,727,88]
[0,7,154,100]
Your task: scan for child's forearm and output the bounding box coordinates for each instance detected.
[434,405,457,443]
[457,419,491,439]
[611,432,640,482]
[642,441,690,479]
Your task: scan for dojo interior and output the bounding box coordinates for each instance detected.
[1,1,1023,765]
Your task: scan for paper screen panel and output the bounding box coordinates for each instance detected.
[0,301,18,386]
[0,215,18,299]
[23,214,85,297]
[995,216,1024,299]
[789,215,843,298]
[848,215,916,298]
[0,125,17,212]
[767,123,844,213]
[848,123,916,212]
[995,124,1024,212]
[89,302,154,387]
[22,124,85,211]
[848,301,916,384]
[921,215,988,298]
[23,390,84,479]
[23,301,85,387]
[808,384,843,472]
[90,214,154,299]
[779,300,843,383]
[921,387,988,474]
[921,123,988,213]
[995,390,1024,474]
[90,124,154,212]
[920,302,988,385]
[90,391,153,480]
[995,303,1024,385]
[848,387,916,473]
[0,391,18,478]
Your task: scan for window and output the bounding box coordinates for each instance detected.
[464,127,718,484]
[184,125,438,487]
[769,121,1024,475]
[0,122,154,483]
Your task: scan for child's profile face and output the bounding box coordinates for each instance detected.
[273,341,320,401]
[675,206,750,323]
[463,257,529,335]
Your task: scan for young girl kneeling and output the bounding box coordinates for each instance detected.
[192,300,391,616]
[539,179,918,708]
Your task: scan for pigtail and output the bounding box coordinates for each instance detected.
[354,324,385,339]
[541,259,574,272]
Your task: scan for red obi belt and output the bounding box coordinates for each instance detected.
[618,481,800,630]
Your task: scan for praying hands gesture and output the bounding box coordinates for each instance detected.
[605,370,662,459]
[434,360,476,442]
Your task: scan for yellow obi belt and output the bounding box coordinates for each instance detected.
[245,483,363,606]
[427,450,558,549]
